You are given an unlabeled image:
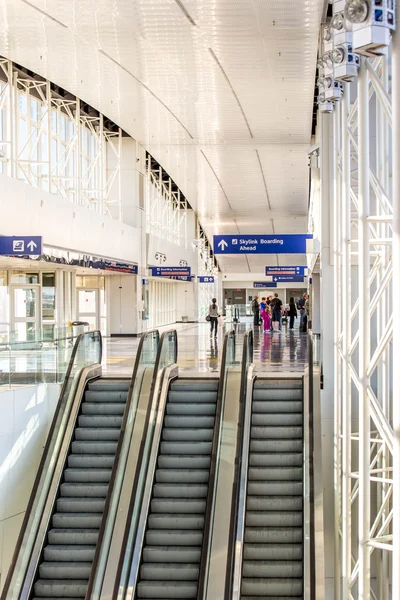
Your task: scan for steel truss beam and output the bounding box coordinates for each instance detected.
[332,40,396,600]
[0,56,122,219]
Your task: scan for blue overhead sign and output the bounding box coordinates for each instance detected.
[271,275,305,283]
[213,234,312,255]
[253,282,277,289]
[150,266,191,278]
[265,266,307,276]
[198,276,215,284]
[0,236,42,256]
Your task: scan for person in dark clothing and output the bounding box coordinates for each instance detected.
[270,292,283,333]
[289,296,297,329]
[252,296,260,327]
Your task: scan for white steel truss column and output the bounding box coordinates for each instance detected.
[331,45,395,600]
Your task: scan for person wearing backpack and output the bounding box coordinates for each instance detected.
[252,296,260,327]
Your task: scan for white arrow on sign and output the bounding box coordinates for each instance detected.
[274,277,278,282]
[27,241,37,252]
[218,239,228,251]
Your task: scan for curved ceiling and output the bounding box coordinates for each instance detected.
[0,0,325,272]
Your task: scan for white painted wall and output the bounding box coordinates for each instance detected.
[108,275,138,335]
[176,282,196,322]
[0,174,140,264]
[0,383,61,592]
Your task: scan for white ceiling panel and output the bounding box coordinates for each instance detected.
[0,0,324,273]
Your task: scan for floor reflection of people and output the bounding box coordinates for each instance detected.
[297,329,308,364]
[260,331,271,362]
[271,331,283,364]
[287,328,297,363]
[208,337,219,372]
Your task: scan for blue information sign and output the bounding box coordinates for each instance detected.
[150,266,191,277]
[265,266,307,276]
[198,276,215,284]
[253,282,277,289]
[271,275,305,283]
[213,234,312,255]
[0,236,42,256]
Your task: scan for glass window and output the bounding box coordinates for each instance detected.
[42,273,56,287]
[51,110,57,135]
[41,133,48,161]
[19,93,27,115]
[14,288,36,318]
[31,99,39,122]
[42,287,56,320]
[60,115,66,141]
[10,272,39,284]
[19,118,27,157]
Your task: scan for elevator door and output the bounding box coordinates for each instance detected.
[77,288,99,330]
[11,286,41,341]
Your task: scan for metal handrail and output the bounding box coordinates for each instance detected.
[112,329,178,599]
[1,330,102,600]
[197,328,236,600]
[86,329,160,600]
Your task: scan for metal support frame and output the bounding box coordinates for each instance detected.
[330,40,396,600]
[0,56,122,219]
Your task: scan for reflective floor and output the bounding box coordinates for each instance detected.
[102,319,308,376]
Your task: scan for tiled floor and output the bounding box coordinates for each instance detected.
[102,320,308,376]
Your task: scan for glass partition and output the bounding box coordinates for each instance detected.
[2,330,102,599]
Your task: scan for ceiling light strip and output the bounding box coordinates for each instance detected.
[20,0,68,28]
[173,0,197,27]
[255,149,272,210]
[208,48,254,139]
[99,50,194,140]
[200,150,233,210]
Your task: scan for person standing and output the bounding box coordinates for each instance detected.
[289,296,297,329]
[260,297,270,333]
[208,298,219,337]
[252,296,260,327]
[270,292,283,333]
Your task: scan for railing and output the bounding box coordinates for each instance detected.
[0,327,80,388]
[197,329,237,600]
[1,330,102,600]
[114,329,178,599]
[87,329,160,600]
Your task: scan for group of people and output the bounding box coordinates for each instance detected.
[252,293,309,333]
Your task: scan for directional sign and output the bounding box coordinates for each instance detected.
[0,236,42,256]
[265,266,307,276]
[272,275,305,283]
[253,282,277,289]
[213,234,312,255]
[150,266,191,278]
[198,276,215,284]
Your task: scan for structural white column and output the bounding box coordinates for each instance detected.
[391,6,400,597]
[358,57,371,600]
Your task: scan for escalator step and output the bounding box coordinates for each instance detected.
[244,527,303,544]
[155,469,209,484]
[242,560,303,578]
[145,529,203,546]
[250,426,303,440]
[162,428,213,442]
[251,413,303,427]
[74,428,120,441]
[137,580,197,599]
[245,511,303,527]
[44,545,96,562]
[166,403,216,416]
[241,577,303,596]
[153,483,208,499]
[248,467,303,482]
[71,440,118,454]
[243,543,303,561]
[56,498,105,513]
[247,481,303,496]
[140,563,199,581]
[60,483,109,498]
[143,546,201,564]
[249,453,302,468]
[52,513,102,529]
[78,414,123,428]
[88,380,129,391]
[246,496,302,512]
[48,529,99,545]
[63,469,112,483]
[151,498,206,514]
[84,390,128,402]
[67,454,115,469]
[164,415,215,428]
[254,380,302,390]
[252,400,302,414]
[160,441,212,455]
[34,579,88,597]
[81,402,125,415]
[170,380,218,391]
[158,455,211,470]
[148,514,204,530]
[250,439,302,453]
[39,561,92,579]
[168,391,217,403]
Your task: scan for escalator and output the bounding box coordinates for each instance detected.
[239,378,304,599]
[33,378,129,599]
[135,378,218,600]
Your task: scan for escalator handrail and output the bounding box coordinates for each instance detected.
[230,336,256,600]
[1,330,102,600]
[224,330,254,599]
[85,329,160,600]
[197,328,236,600]
[112,328,178,599]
